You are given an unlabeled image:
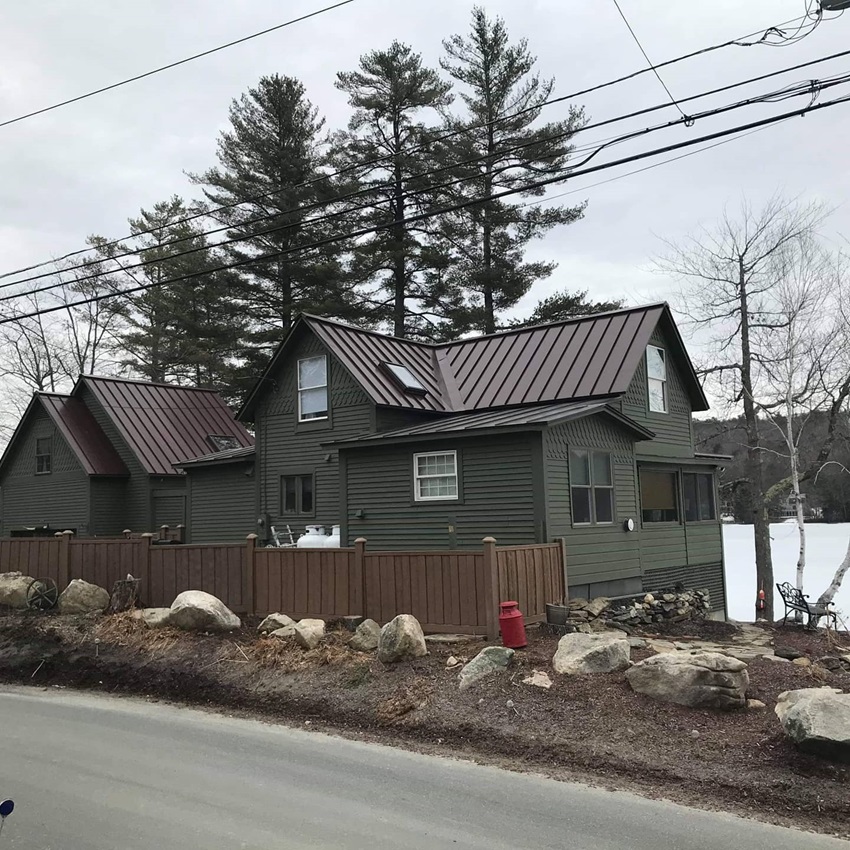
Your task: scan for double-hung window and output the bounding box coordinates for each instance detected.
[298,356,328,421]
[683,472,716,522]
[646,345,667,413]
[570,450,614,525]
[282,474,314,515]
[413,451,458,501]
[35,437,52,474]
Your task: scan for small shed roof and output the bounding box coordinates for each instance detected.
[326,400,654,448]
[78,376,254,476]
[174,445,256,469]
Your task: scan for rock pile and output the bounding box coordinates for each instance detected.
[565,588,711,630]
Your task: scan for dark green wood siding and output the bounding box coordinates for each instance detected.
[620,324,694,458]
[78,383,155,531]
[89,478,128,536]
[643,561,726,613]
[255,333,373,538]
[344,434,537,549]
[375,407,439,432]
[544,415,641,585]
[187,463,257,543]
[0,407,90,535]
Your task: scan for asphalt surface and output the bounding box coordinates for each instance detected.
[0,687,845,849]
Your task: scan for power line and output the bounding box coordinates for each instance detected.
[0,6,824,284]
[5,68,847,305]
[4,91,849,326]
[0,0,358,131]
[611,0,687,120]
[6,48,850,299]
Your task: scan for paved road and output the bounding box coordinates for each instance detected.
[0,688,845,850]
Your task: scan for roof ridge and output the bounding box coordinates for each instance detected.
[80,374,223,392]
[300,314,436,348]
[35,391,73,399]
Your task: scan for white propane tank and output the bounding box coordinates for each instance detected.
[296,525,326,547]
[324,525,341,548]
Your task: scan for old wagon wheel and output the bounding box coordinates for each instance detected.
[26,577,59,611]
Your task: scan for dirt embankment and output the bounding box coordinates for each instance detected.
[0,612,848,838]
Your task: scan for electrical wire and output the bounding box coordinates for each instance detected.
[4,69,848,305]
[0,5,827,283]
[5,49,850,298]
[3,90,849,326]
[0,1,358,130]
[611,0,687,120]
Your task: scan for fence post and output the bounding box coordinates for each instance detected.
[245,534,257,615]
[123,529,132,540]
[176,524,186,544]
[559,537,569,603]
[140,533,154,599]
[482,536,499,642]
[354,537,367,618]
[58,530,73,589]
[160,525,169,541]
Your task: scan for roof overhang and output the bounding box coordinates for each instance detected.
[174,446,256,470]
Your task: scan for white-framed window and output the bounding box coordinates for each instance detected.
[646,345,667,413]
[35,437,52,474]
[413,451,458,501]
[298,355,328,421]
[569,449,614,525]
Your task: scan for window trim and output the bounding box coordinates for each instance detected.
[35,436,52,475]
[297,355,329,423]
[646,345,668,414]
[569,448,615,527]
[639,466,681,525]
[682,471,718,523]
[280,472,315,516]
[413,450,460,503]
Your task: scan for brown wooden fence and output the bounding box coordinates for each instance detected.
[0,533,566,637]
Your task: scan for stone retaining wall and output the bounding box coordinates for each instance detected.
[567,588,711,630]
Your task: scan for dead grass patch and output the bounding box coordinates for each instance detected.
[376,677,433,724]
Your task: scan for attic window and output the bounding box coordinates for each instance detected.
[646,345,668,413]
[381,362,427,395]
[208,435,241,452]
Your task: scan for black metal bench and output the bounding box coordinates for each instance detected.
[776,582,838,629]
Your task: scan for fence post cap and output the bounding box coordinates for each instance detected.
[61,530,74,537]
[482,536,497,544]
[122,529,131,534]
[354,537,367,544]
[246,533,259,540]
[140,532,155,539]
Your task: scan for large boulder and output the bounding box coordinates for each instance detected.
[458,646,515,691]
[269,624,297,640]
[377,614,428,663]
[293,618,325,649]
[258,613,295,634]
[57,579,110,614]
[552,632,630,675]
[0,572,35,609]
[131,607,173,628]
[626,651,748,710]
[168,591,241,632]
[775,688,850,762]
[349,618,381,652]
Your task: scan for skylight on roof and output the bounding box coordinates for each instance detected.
[382,362,427,395]
[208,434,242,452]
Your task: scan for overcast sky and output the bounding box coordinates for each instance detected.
[0,0,848,368]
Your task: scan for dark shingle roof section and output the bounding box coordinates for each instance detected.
[80,376,254,476]
[327,400,654,447]
[39,394,128,476]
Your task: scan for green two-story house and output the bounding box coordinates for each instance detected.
[178,303,727,614]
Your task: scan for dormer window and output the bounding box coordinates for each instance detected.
[381,362,427,395]
[646,345,667,413]
[298,356,328,421]
[207,435,241,452]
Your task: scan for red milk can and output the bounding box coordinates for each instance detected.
[499,600,527,649]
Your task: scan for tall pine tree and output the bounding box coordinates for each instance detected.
[191,74,359,371]
[437,7,587,334]
[334,42,453,339]
[92,196,246,397]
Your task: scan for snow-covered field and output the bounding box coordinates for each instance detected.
[723,522,849,623]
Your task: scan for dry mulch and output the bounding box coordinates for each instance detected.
[0,610,848,839]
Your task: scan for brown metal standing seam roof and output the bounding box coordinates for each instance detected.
[39,394,128,476]
[79,376,254,476]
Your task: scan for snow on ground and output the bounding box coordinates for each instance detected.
[723,522,850,623]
